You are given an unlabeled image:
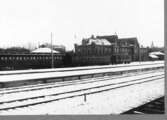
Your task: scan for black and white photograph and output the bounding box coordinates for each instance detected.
[0,0,164,115]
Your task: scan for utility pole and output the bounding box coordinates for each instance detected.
[51,32,54,68]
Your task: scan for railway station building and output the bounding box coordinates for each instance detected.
[72,35,140,65]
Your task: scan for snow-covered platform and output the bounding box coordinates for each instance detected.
[0,61,163,75]
[0,61,164,88]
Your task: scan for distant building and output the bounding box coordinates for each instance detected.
[96,35,139,61]
[74,37,114,65]
[31,47,60,54]
[72,35,139,65]
[39,43,66,53]
[141,42,164,61]
[118,37,139,61]
[0,47,30,54]
[149,51,164,60]
[149,47,164,53]
[140,47,149,61]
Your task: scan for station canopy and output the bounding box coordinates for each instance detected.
[31,47,60,54]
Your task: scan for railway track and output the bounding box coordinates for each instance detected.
[0,69,163,95]
[0,71,164,112]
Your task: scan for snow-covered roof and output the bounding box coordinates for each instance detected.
[149,51,164,55]
[31,48,60,53]
[87,39,111,46]
[149,54,158,58]
[149,51,164,59]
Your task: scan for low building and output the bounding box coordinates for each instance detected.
[149,51,164,60]
[39,43,66,53]
[31,47,60,54]
[0,47,64,70]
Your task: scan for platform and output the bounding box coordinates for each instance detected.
[0,62,164,88]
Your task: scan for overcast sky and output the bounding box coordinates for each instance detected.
[0,0,164,50]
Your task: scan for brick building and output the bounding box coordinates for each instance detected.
[72,35,139,65]
[140,47,150,61]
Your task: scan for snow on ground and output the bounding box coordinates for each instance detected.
[0,75,164,114]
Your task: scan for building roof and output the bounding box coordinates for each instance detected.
[31,48,60,53]
[149,51,164,55]
[96,35,118,43]
[118,37,138,43]
[87,38,111,46]
[149,51,164,59]
[149,54,158,58]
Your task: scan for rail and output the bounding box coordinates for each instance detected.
[0,69,162,94]
[0,73,164,112]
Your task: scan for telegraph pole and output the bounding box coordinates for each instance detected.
[51,32,54,68]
